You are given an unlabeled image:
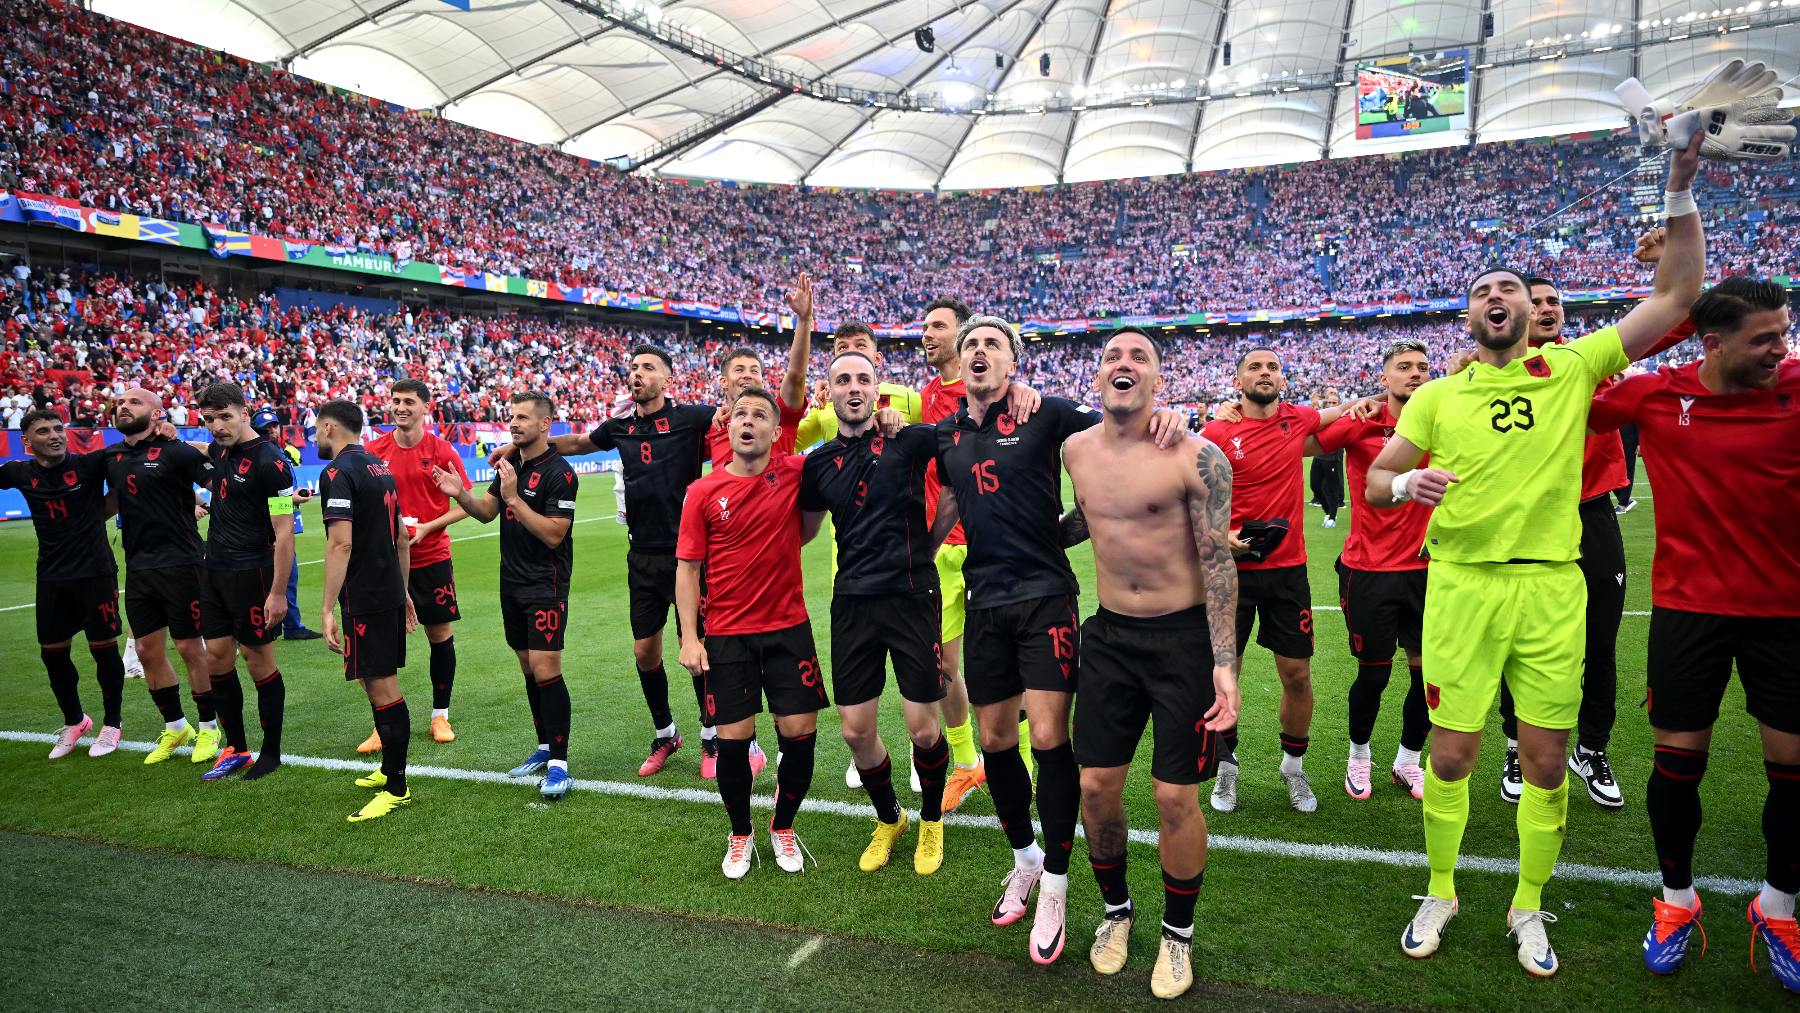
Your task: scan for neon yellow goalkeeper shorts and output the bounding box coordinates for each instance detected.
[1421,559,1587,733]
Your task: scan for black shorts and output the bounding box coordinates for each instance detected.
[343,606,407,681]
[1647,608,1800,735]
[626,550,685,641]
[125,564,202,640]
[1234,564,1314,659]
[963,594,1080,707]
[37,574,122,645]
[1336,560,1425,661]
[407,559,462,627]
[1074,606,1221,784]
[831,590,946,706]
[703,621,826,725]
[502,594,568,652]
[199,565,278,646]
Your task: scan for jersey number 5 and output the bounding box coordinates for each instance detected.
[1488,396,1535,433]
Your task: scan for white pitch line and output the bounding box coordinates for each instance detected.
[0,730,1759,896]
[785,936,827,971]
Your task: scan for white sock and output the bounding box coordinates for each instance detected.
[700,726,718,741]
[1162,921,1194,940]
[1280,752,1305,776]
[165,718,188,733]
[431,708,449,720]
[1506,737,1519,751]
[537,742,550,752]
[199,719,218,731]
[1041,871,1069,895]
[656,722,677,739]
[1395,746,1422,768]
[1349,741,1371,761]
[1105,899,1133,916]
[1761,882,1797,920]
[548,759,568,772]
[1014,842,1044,870]
[1662,886,1698,910]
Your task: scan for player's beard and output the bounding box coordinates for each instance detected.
[1472,315,1526,350]
[1244,388,1279,407]
[115,413,151,435]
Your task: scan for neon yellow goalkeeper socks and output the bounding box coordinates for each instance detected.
[1423,763,1470,900]
[1514,778,1568,911]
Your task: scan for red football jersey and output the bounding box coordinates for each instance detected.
[1313,403,1430,571]
[677,454,810,635]
[707,397,806,469]
[1580,376,1629,501]
[1200,402,1324,570]
[920,374,967,547]
[365,428,471,569]
[1589,359,1800,617]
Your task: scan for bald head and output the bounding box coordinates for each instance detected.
[114,386,163,436]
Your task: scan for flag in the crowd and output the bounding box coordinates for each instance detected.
[203,225,252,258]
[283,240,311,261]
[137,218,181,245]
[191,112,214,126]
[15,193,83,230]
[65,429,105,454]
[441,268,468,287]
[323,243,351,257]
[393,240,413,267]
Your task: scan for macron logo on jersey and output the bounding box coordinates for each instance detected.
[1230,436,1245,460]
[1678,396,1695,427]
[717,496,730,521]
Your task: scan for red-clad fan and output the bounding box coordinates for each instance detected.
[703,274,814,468]
[1587,276,1800,989]
[677,387,828,881]
[364,378,473,751]
[1200,350,1359,814]
[1311,339,1435,804]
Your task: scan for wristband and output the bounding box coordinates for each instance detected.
[1662,188,1697,219]
[1391,469,1419,503]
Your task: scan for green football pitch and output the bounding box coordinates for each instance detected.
[0,476,1789,1010]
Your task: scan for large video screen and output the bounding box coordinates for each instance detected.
[1355,48,1470,140]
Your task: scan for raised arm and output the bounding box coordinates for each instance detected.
[781,273,814,410]
[1188,439,1240,731]
[1618,132,1704,360]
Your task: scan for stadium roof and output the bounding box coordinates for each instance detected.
[96,0,1797,189]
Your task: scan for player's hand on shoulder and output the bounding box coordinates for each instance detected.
[1211,401,1242,423]
[1444,349,1476,375]
[153,419,180,440]
[1008,381,1042,422]
[874,407,906,437]
[1347,397,1381,421]
[486,442,516,467]
[1149,407,1186,449]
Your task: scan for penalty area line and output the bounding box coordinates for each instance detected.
[0,730,1758,896]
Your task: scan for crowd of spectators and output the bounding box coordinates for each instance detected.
[5,264,1675,437]
[3,0,1795,332]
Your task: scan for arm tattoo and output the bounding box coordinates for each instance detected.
[1191,441,1238,669]
[1059,502,1090,548]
